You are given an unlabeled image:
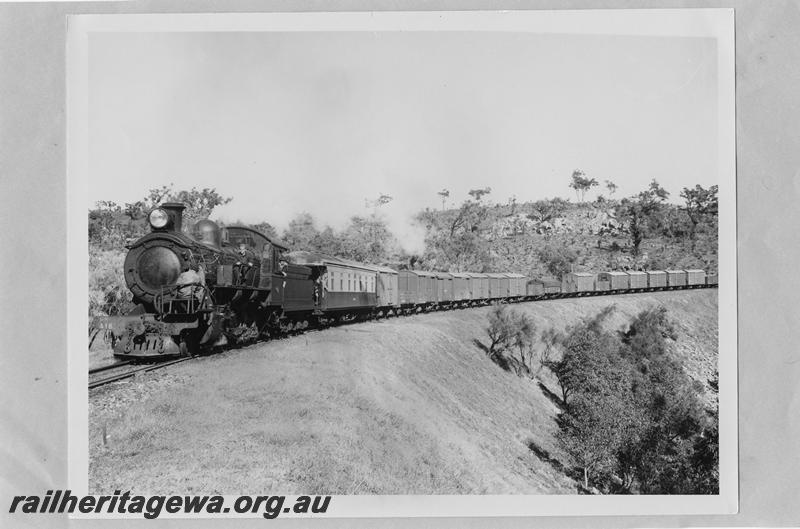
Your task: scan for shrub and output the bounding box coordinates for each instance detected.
[88,246,134,324]
[485,305,537,377]
[544,306,717,493]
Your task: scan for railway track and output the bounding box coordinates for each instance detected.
[89,358,191,390]
[88,284,717,390]
[88,360,132,375]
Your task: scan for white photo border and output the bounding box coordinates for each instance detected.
[67,9,737,517]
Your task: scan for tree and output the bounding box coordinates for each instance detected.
[545,306,620,407]
[468,187,492,202]
[282,212,320,250]
[508,195,518,215]
[614,179,670,257]
[545,307,643,489]
[172,187,233,228]
[569,170,599,202]
[365,193,393,211]
[339,214,397,263]
[680,185,719,249]
[251,221,279,240]
[414,191,496,271]
[560,393,638,490]
[543,306,716,493]
[437,189,450,211]
[615,307,710,493]
[436,230,493,272]
[528,200,558,224]
[485,305,538,376]
[486,305,518,362]
[122,184,232,231]
[605,180,618,196]
[537,242,578,277]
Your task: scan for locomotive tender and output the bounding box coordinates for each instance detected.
[102,203,717,360]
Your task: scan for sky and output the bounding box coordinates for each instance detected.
[88,29,718,250]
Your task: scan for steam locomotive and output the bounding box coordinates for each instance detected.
[101,203,716,360]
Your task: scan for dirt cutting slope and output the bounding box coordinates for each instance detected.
[89,289,717,495]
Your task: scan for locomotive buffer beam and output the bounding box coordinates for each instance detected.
[100,312,199,357]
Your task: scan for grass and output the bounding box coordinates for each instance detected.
[89,289,717,495]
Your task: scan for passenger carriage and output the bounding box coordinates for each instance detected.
[286,251,377,316]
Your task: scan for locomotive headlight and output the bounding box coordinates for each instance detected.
[148,208,169,229]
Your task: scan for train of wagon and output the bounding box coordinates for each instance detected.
[100,203,718,360]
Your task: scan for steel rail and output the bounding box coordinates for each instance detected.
[89,358,190,390]
[88,360,133,375]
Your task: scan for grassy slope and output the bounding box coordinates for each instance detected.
[89,289,717,495]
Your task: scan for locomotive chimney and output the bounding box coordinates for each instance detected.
[161,202,186,232]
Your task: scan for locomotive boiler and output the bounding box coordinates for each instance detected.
[103,203,315,359]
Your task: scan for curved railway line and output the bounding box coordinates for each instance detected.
[89,283,717,391]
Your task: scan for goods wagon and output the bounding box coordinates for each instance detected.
[685,269,707,286]
[485,273,507,299]
[627,271,648,289]
[466,273,490,300]
[527,278,562,296]
[449,273,471,301]
[646,270,667,288]
[597,271,629,291]
[706,273,719,286]
[398,270,419,305]
[505,273,528,297]
[372,264,399,307]
[562,272,595,294]
[666,270,687,287]
[415,271,437,304]
[434,272,454,303]
[595,278,611,292]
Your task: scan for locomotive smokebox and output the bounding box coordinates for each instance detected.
[160,202,186,232]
